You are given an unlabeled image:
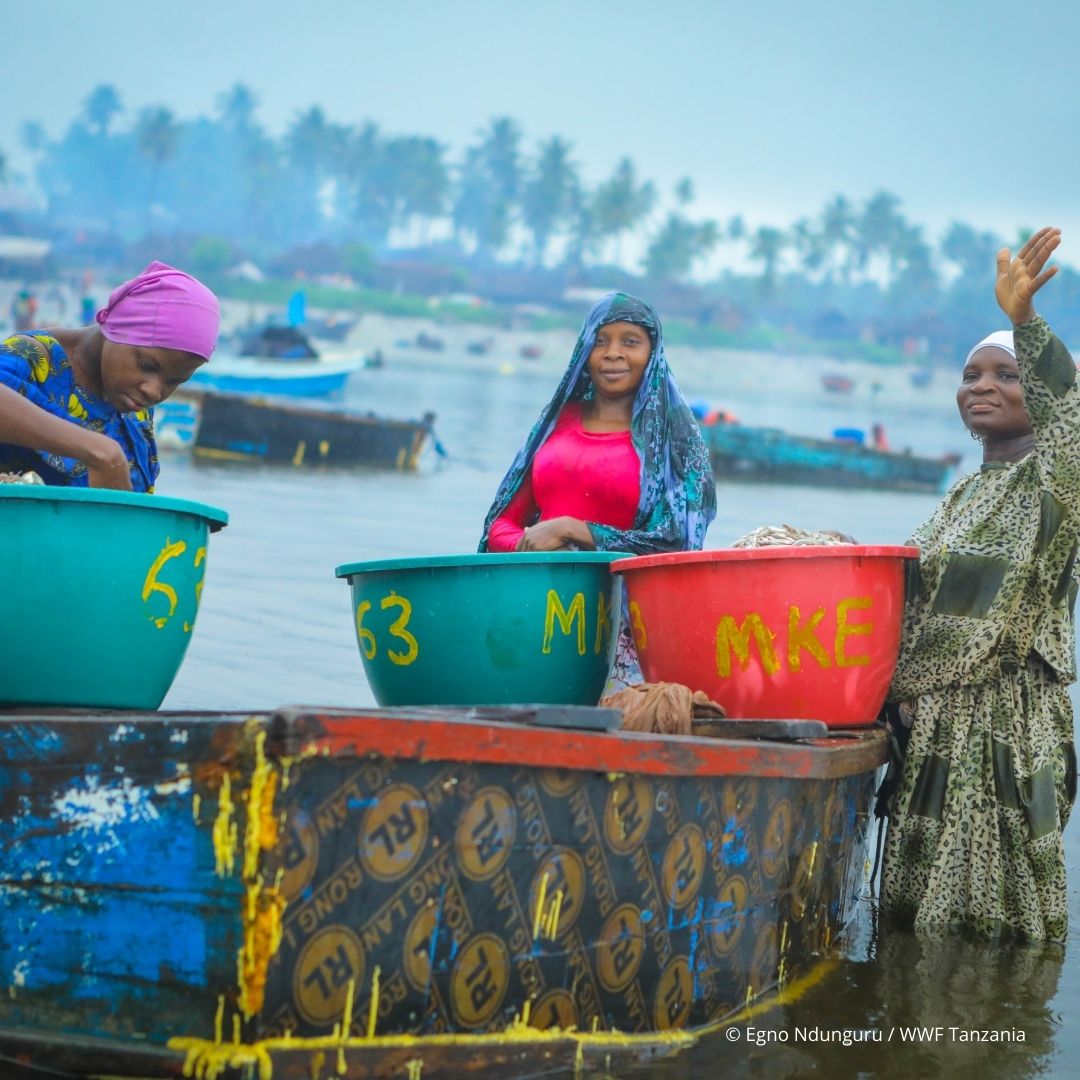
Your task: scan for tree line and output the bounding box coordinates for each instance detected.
[7,82,1080,354]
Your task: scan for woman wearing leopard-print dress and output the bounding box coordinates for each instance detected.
[882,227,1077,942]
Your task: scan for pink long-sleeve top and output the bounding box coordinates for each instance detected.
[487,402,641,552]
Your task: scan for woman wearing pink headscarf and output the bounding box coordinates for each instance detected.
[0,261,219,491]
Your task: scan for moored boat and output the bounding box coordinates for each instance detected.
[189,326,365,398]
[702,420,958,493]
[821,373,855,394]
[190,390,437,470]
[0,704,885,1078]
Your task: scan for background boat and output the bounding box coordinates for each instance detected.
[188,326,365,398]
[702,420,958,493]
[821,373,855,393]
[0,705,884,1078]
[185,390,437,470]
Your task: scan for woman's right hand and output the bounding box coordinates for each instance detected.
[995,226,1061,325]
[84,434,133,490]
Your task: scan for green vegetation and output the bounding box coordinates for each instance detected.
[8,82,1080,360]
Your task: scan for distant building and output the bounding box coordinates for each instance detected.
[0,236,52,279]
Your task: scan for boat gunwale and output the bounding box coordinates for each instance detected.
[0,707,888,779]
[270,706,888,780]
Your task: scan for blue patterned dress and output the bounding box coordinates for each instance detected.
[0,333,159,491]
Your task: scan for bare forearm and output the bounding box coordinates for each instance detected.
[0,384,115,466]
[560,517,597,549]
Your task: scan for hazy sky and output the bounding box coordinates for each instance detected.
[7,0,1080,248]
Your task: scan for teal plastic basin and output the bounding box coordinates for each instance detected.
[0,486,228,709]
[335,552,624,707]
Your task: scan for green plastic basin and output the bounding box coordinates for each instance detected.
[0,486,228,709]
[335,552,624,707]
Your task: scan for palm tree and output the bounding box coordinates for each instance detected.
[643,213,719,283]
[284,106,341,238]
[819,195,854,280]
[674,177,695,207]
[791,217,827,278]
[136,106,181,232]
[521,136,578,265]
[82,85,122,136]
[888,224,940,312]
[217,83,258,131]
[452,117,522,258]
[383,135,449,245]
[339,121,390,244]
[852,190,905,279]
[940,222,1001,282]
[591,158,657,266]
[749,226,787,292]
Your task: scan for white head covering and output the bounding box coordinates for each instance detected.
[964,330,1015,366]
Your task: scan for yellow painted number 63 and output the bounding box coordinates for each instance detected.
[355,590,419,666]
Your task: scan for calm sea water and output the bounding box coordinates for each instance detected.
[155,337,1077,1080]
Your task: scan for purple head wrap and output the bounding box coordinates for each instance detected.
[96,261,219,360]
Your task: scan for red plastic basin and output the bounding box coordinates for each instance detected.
[612,546,919,727]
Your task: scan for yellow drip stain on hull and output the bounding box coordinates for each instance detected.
[168,955,836,1079]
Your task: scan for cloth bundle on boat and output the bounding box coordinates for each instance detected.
[601,681,726,735]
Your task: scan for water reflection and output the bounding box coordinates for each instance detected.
[621,904,1066,1080]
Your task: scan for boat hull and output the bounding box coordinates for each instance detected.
[0,707,885,1077]
[188,355,361,398]
[191,392,433,470]
[704,422,953,493]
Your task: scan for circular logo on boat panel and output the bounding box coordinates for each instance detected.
[450,933,509,1028]
[530,989,577,1031]
[790,842,822,922]
[359,783,429,880]
[709,875,750,958]
[721,779,758,829]
[455,786,516,881]
[750,924,779,997]
[761,800,793,880]
[661,824,705,909]
[653,956,693,1030]
[403,904,439,991]
[596,904,645,991]
[530,848,585,938]
[603,777,653,854]
[538,768,581,798]
[294,925,365,1026]
[278,811,319,902]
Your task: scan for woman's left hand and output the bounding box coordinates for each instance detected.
[517,517,595,551]
[995,226,1061,325]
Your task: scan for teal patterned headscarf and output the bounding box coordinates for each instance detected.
[479,292,716,554]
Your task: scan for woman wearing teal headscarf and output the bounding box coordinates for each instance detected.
[480,292,715,555]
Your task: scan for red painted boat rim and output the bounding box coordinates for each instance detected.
[611,544,919,572]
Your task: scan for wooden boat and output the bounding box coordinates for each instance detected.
[189,327,365,398]
[820,373,855,394]
[702,420,958,493]
[0,704,885,1078]
[186,390,437,470]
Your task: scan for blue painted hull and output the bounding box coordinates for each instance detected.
[188,369,352,397]
[703,422,955,493]
[0,708,884,1078]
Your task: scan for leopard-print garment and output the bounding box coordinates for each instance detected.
[882,316,1079,942]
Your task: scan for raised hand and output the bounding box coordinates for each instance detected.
[995,226,1061,326]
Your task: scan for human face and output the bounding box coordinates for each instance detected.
[956,346,1033,442]
[587,321,652,401]
[100,342,205,413]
